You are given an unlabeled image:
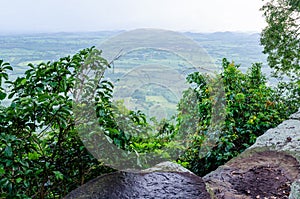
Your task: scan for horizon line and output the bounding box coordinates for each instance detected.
[0,29,261,36]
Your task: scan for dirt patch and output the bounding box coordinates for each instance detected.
[204,151,300,199]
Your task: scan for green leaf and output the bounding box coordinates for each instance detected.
[4,146,12,157]
[20,78,27,86]
[8,92,15,99]
[35,169,44,175]
[25,169,33,175]
[28,152,39,160]
[4,65,13,71]
[0,167,5,175]
[16,177,22,183]
[0,91,6,100]
[53,171,64,180]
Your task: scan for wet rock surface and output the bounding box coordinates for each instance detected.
[64,171,210,199]
[204,151,300,198]
[142,161,193,174]
[249,109,300,157]
[204,108,300,199]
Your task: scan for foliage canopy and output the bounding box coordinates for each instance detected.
[260,0,299,109]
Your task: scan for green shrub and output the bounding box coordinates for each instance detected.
[177,58,296,176]
[0,48,115,199]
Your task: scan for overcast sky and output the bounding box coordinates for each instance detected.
[0,0,266,33]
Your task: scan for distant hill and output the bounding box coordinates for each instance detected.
[184,31,268,72]
[0,30,270,80]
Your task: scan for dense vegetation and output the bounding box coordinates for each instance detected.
[0,49,115,198]
[177,59,297,175]
[0,46,297,198]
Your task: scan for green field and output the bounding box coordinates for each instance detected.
[0,30,268,76]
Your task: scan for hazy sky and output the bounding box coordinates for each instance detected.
[0,0,266,33]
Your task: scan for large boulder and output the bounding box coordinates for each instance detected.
[204,108,300,199]
[64,161,210,199]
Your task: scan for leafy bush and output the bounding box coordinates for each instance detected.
[177,58,296,176]
[0,48,115,198]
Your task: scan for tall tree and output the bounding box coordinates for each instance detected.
[260,0,299,79]
[260,0,299,111]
